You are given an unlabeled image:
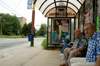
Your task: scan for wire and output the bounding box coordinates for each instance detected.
[0,0,24,17]
[0,3,14,13]
[15,0,23,10]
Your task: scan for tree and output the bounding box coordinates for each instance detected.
[12,15,21,35]
[21,22,36,36]
[21,24,28,36]
[0,13,21,35]
[37,24,47,36]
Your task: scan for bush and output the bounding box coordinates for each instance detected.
[41,39,47,49]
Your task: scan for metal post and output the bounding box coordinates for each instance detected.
[30,4,35,46]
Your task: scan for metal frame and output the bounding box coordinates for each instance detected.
[47,17,75,47]
[33,0,83,16]
[42,1,79,15]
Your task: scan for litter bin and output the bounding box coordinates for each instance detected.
[28,33,34,41]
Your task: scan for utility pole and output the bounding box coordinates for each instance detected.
[30,4,35,46]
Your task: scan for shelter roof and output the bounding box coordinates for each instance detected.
[33,0,85,17]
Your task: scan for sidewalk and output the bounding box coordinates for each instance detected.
[0,38,64,66]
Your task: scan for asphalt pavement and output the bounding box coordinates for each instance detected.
[0,38,28,49]
[0,38,64,66]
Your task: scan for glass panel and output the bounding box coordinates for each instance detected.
[56,2,67,6]
[48,18,51,44]
[69,0,81,9]
[40,0,54,13]
[56,0,67,1]
[43,4,55,16]
[35,0,45,9]
[71,18,74,41]
[68,3,78,13]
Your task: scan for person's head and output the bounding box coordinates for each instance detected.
[74,29,81,38]
[84,22,96,37]
[55,21,59,26]
[62,36,65,40]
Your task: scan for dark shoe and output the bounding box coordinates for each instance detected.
[60,63,68,66]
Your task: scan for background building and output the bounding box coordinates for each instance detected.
[18,17,27,27]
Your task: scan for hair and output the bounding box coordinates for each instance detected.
[75,29,81,33]
[62,36,65,38]
[54,20,62,30]
[84,22,96,28]
[55,20,62,25]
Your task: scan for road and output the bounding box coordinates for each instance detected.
[0,38,29,50]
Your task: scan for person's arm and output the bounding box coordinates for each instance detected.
[60,43,65,46]
[95,55,100,66]
[68,46,73,53]
[58,25,61,41]
[68,42,74,45]
[75,48,83,51]
[54,32,57,42]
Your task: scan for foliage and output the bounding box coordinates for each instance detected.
[21,22,36,36]
[41,39,47,49]
[37,24,47,36]
[0,13,21,35]
[41,39,54,50]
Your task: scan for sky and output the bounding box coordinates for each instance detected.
[0,0,47,29]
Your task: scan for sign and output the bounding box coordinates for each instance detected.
[57,8,66,17]
[46,7,76,17]
[85,11,90,23]
[61,20,68,32]
[27,0,32,9]
[49,13,76,17]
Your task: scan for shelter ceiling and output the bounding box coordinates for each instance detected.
[32,0,85,17]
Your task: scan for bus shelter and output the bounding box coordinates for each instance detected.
[32,0,85,47]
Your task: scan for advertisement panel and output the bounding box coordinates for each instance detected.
[79,6,84,32]
[85,11,90,23]
[52,20,69,44]
[85,0,93,23]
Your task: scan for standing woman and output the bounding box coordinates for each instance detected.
[54,20,62,42]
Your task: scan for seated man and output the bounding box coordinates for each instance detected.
[70,22,100,66]
[60,29,88,66]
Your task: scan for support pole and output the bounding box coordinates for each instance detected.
[30,4,35,46]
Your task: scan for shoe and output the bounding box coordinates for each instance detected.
[60,63,68,66]
[60,53,63,56]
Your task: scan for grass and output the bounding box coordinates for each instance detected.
[41,39,47,49]
[0,35,44,38]
[41,39,55,50]
[0,35,28,38]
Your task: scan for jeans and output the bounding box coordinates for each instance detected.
[62,38,72,54]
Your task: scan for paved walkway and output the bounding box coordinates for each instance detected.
[0,38,64,66]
